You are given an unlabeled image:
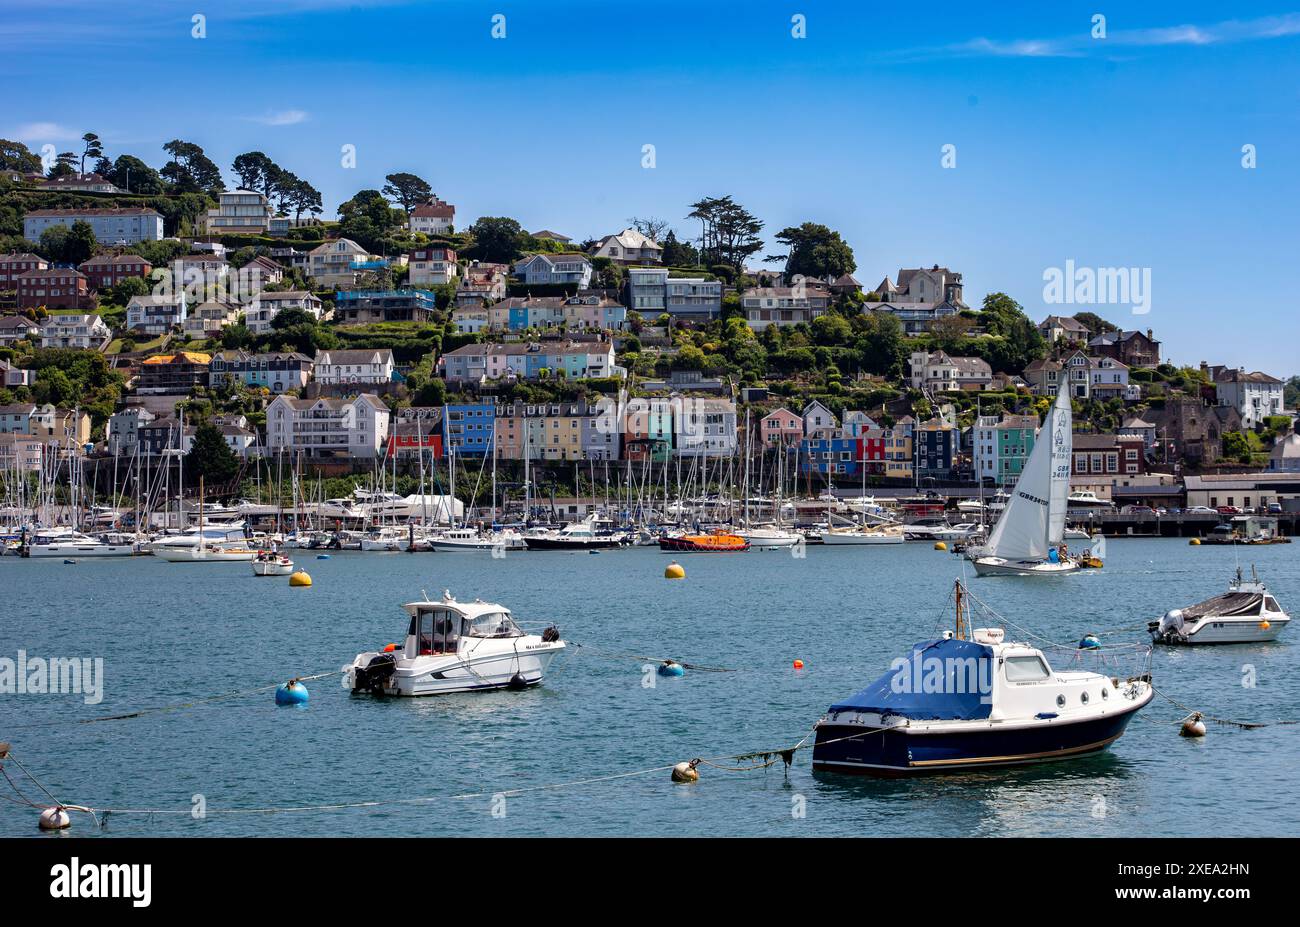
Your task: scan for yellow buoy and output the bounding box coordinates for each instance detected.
[671,760,700,783]
[664,561,685,580]
[289,570,312,587]
[934,541,947,551]
[1189,538,1201,545]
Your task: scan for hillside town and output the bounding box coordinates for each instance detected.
[1,135,1297,517]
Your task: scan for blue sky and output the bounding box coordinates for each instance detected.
[2,1,1297,375]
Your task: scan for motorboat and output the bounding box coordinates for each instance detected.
[819,527,904,545]
[20,528,140,558]
[252,551,295,575]
[812,581,1154,775]
[359,526,408,551]
[147,522,249,555]
[345,591,565,696]
[427,527,524,552]
[1067,490,1113,509]
[1149,567,1291,645]
[973,384,1081,577]
[659,530,750,552]
[524,516,628,550]
[903,519,982,542]
[737,525,802,549]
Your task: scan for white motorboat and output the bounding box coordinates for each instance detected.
[1067,490,1113,509]
[148,522,249,555]
[1150,567,1291,645]
[738,525,802,548]
[973,384,1080,577]
[21,528,140,558]
[154,541,259,562]
[523,516,628,550]
[359,526,408,551]
[812,581,1154,775]
[345,591,566,696]
[956,498,986,514]
[820,527,904,545]
[903,520,982,542]
[252,551,295,575]
[427,527,524,552]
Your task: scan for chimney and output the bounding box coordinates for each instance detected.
[1146,328,1152,340]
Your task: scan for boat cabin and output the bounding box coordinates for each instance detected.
[402,595,523,657]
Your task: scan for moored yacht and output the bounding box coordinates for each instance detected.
[820,526,904,545]
[738,525,802,548]
[1150,567,1291,645]
[21,528,141,558]
[345,591,565,696]
[523,515,628,550]
[812,581,1153,775]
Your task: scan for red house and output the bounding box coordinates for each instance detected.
[1072,434,1147,476]
[387,421,443,460]
[858,432,887,474]
[78,254,153,290]
[16,268,93,310]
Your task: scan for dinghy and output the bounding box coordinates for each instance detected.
[972,383,1079,576]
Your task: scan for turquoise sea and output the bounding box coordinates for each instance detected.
[2,538,1296,837]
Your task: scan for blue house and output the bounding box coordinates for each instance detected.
[799,436,861,477]
[442,402,495,457]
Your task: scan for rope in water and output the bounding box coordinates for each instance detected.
[1149,685,1300,730]
[567,641,736,672]
[1,723,895,823]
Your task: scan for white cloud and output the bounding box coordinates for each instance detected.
[10,122,81,143]
[249,110,309,126]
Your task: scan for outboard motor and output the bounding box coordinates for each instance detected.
[351,651,397,695]
[1156,609,1185,640]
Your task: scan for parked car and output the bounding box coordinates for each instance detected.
[1186,505,1217,514]
[1267,503,1284,514]
[1216,505,1242,515]
[1122,505,1154,515]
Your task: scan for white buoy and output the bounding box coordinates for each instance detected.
[39,806,71,830]
[671,760,700,783]
[1180,712,1207,738]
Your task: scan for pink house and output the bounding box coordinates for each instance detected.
[760,408,803,446]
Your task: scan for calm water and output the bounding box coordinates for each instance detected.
[2,538,1297,837]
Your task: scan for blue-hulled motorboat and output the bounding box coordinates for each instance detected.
[812,581,1153,776]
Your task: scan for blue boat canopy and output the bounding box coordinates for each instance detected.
[828,638,994,721]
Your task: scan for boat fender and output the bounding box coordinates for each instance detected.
[541,625,561,643]
[38,807,72,830]
[383,643,398,653]
[1260,620,1271,631]
[507,673,529,690]
[275,680,309,706]
[1078,634,1102,650]
[658,660,685,677]
[1180,712,1207,738]
[671,759,700,783]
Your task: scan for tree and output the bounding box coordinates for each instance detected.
[79,133,103,176]
[1071,311,1118,336]
[466,216,525,263]
[771,222,856,281]
[105,154,163,194]
[660,230,698,267]
[929,313,974,351]
[161,139,224,193]
[186,421,240,485]
[626,216,670,242]
[1222,431,1251,464]
[686,195,764,270]
[48,152,79,179]
[383,172,433,214]
[231,151,277,193]
[65,220,97,265]
[285,177,323,223]
[0,138,42,173]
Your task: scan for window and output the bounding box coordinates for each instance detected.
[1004,655,1051,682]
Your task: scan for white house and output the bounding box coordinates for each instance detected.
[408,197,455,236]
[909,350,993,391]
[408,246,459,286]
[313,349,395,385]
[126,294,186,335]
[244,291,324,334]
[802,400,838,438]
[39,314,111,350]
[307,238,381,287]
[512,253,593,288]
[107,405,156,456]
[1210,367,1285,429]
[591,228,663,264]
[200,189,273,235]
[265,393,390,458]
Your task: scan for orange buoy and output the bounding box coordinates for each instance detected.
[793,659,805,670]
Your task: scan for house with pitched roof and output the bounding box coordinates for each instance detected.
[78,254,153,290]
[266,393,390,458]
[313,349,396,385]
[409,196,455,236]
[1204,364,1285,428]
[23,207,164,244]
[909,350,992,391]
[591,228,663,264]
[1038,315,1091,343]
[16,268,93,310]
[512,253,593,288]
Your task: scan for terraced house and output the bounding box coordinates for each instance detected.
[16,268,92,310]
[439,339,618,386]
[0,252,50,290]
[23,207,164,244]
[209,350,313,393]
[78,254,152,290]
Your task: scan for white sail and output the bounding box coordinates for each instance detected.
[983,383,1072,561]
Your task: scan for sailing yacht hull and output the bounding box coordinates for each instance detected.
[820,532,904,545]
[25,542,139,558]
[739,530,801,549]
[972,557,1080,577]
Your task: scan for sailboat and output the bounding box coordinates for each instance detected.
[972,383,1077,576]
